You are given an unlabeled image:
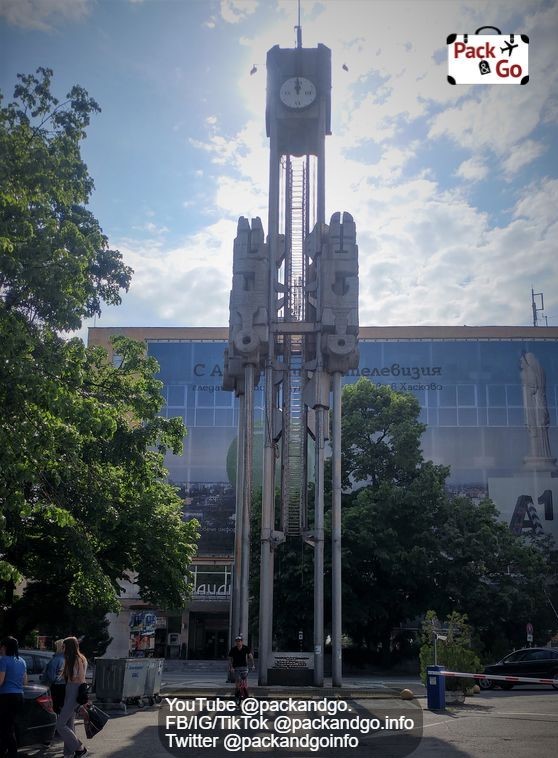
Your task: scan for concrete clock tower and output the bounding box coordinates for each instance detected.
[225,27,359,688]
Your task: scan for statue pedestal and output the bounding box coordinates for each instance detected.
[266,652,314,686]
[488,472,558,541]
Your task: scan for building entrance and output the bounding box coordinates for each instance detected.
[188,612,229,659]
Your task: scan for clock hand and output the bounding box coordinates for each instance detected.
[294,77,301,94]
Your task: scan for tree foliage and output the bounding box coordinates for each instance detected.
[246,378,556,660]
[340,379,557,659]
[0,69,198,640]
[341,379,426,489]
[0,67,130,331]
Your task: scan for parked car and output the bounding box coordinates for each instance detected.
[15,684,57,750]
[20,647,95,687]
[19,648,54,684]
[477,647,558,690]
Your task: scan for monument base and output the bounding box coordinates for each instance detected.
[267,667,314,686]
[267,652,314,686]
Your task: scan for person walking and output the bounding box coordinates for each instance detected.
[0,636,27,758]
[228,635,254,704]
[43,639,66,714]
[56,637,87,758]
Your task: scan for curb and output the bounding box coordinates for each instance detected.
[160,687,414,700]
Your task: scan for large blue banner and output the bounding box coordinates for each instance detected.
[148,339,558,553]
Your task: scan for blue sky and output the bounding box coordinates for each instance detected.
[1,0,557,336]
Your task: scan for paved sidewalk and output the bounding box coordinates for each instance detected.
[30,687,558,758]
[158,660,426,699]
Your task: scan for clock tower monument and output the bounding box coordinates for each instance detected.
[225,25,359,688]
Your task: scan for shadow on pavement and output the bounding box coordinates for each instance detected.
[440,702,494,716]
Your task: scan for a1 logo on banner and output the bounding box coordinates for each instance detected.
[447,26,529,85]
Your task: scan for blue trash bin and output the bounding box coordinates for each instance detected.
[426,665,446,709]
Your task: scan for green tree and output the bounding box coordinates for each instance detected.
[341,460,449,653]
[341,379,426,489]
[0,67,130,331]
[339,379,557,659]
[0,69,198,641]
[433,497,556,654]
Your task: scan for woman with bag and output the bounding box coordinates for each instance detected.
[43,639,66,714]
[56,637,88,758]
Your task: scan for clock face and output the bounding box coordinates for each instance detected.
[279,77,317,109]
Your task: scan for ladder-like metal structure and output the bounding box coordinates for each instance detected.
[288,157,306,322]
[284,335,305,534]
[281,156,310,536]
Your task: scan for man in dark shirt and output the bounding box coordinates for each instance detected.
[228,635,254,703]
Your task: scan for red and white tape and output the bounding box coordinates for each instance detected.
[430,669,557,686]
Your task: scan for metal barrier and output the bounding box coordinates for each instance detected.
[426,667,556,709]
[435,669,557,686]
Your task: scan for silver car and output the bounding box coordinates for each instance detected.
[19,648,54,684]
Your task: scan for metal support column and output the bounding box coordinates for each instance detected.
[313,398,325,686]
[331,371,342,686]
[259,360,275,685]
[259,136,280,684]
[240,364,254,640]
[230,391,245,644]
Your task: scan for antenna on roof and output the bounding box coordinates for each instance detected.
[531,288,545,327]
[295,0,302,48]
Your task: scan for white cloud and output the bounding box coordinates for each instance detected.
[352,176,558,328]
[105,219,237,327]
[502,139,546,176]
[133,221,169,235]
[0,0,90,30]
[215,176,267,219]
[456,156,489,182]
[513,177,558,230]
[190,117,269,216]
[220,0,258,25]
[428,85,543,156]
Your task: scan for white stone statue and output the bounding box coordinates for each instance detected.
[520,351,556,469]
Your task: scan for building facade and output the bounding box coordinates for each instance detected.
[89,325,558,658]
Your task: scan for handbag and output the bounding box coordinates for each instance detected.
[50,682,66,714]
[76,683,89,705]
[81,703,109,739]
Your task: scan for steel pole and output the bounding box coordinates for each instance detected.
[241,364,254,640]
[230,390,245,646]
[331,371,342,686]
[259,132,280,685]
[313,400,325,686]
[259,359,275,685]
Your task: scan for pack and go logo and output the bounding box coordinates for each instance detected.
[447,26,529,85]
